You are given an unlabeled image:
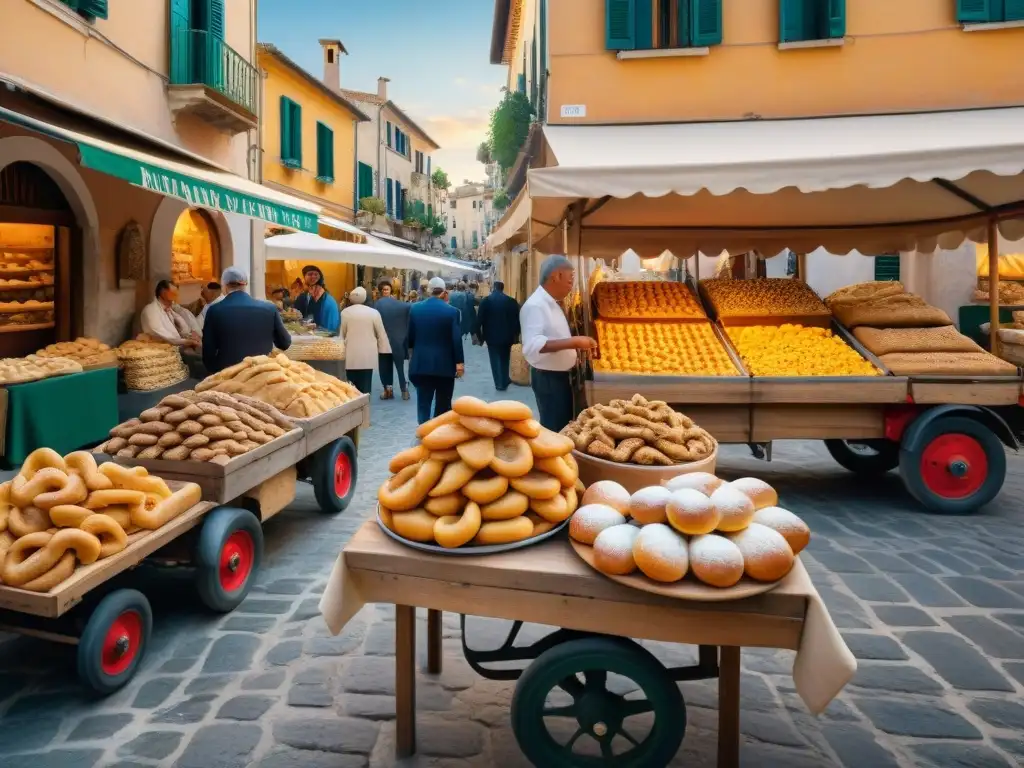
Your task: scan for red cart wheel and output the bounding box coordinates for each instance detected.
[334,450,353,499]
[313,436,358,514]
[899,416,1006,514]
[78,589,152,694]
[196,507,263,612]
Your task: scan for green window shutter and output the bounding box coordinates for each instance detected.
[279,97,293,164]
[292,102,302,167]
[517,74,526,93]
[358,162,373,197]
[690,0,722,46]
[209,0,225,39]
[316,122,334,181]
[386,180,393,215]
[874,255,900,282]
[633,0,653,48]
[1006,0,1024,20]
[530,37,538,107]
[386,121,392,147]
[827,0,846,38]
[956,0,993,22]
[779,0,808,42]
[77,0,108,19]
[605,0,635,50]
[676,0,691,46]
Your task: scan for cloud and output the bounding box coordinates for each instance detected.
[422,113,489,151]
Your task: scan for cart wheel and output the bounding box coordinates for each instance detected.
[899,416,1006,514]
[312,436,358,514]
[511,636,685,767]
[825,439,899,475]
[195,507,263,612]
[77,589,152,695]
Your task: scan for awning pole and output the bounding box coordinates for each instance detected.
[988,219,1001,356]
[797,252,807,281]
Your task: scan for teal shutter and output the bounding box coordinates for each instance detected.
[77,0,108,19]
[386,121,392,147]
[209,0,225,39]
[827,0,846,38]
[1006,0,1024,19]
[634,0,653,49]
[874,255,900,282]
[517,74,526,93]
[279,97,293,164]
[316,123,334,181]
[676,0,691,46]
[169,0,191,84]
[450,236,457,249]
[606,0,635,49]
[690,0,722,46]
[779,0,807,42]
[358,162,373,197]
[956,0,993,21]
[292,102,302,167]
[386,180,393,215]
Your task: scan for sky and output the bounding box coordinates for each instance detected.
[258,0,505,186]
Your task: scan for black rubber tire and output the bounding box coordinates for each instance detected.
[899,416,1006,515]
[825,439,900,475]
[77,589,152,695]
[195,507,263,612]
[312,435,358,514]
[511,636,685,767]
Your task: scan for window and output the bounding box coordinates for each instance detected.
[472,200,477,209]
[452,219,457,229]
[450,199,457,209]
[60,0,108,20]
[315,122,334,183]
[386,179,394,216]
[451,236,458,249]
[357,162,374,199]
[279,97,302,168]
[780,0,845,43]
[874,255,900,282]
[958,0,1024,23]
[605,0,722,50]
[386,121,393,148]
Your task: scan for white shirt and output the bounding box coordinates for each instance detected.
[141,299,189,344]
[520,286,577,372]
[198,294,224,329]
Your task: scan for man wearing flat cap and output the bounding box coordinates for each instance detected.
[202,266,291,374]
[294,264,340,334]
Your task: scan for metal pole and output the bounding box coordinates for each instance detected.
[988,219,1001,356]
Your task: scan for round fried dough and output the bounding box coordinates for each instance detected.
[509,471,562,500]
[389,444,429,474]
[422,423,476,451]
[528,428,575,459]
[429,460,476,497]
[424,493,466,517]
[480,490,530,520]
[456,437,494,470]
[414,410,460,439]
[378,460,445,511]
[534,456,577,487]
[490,432,533,478]
[504,418,541,439]
[463,473,509,504]
[530,492,571,523]
[458,414,504,438]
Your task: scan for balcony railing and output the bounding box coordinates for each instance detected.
[170,27,258,117]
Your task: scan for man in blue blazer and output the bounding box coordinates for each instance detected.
[408,277,464,424]
[475,281,520,391]
[202,267,292,374]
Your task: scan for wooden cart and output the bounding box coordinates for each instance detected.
[0,395,370,693]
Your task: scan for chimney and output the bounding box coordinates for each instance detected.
[319,39,345,91]
[377,77,390,101]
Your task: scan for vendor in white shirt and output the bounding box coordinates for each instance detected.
[520,255,597,432]
[141,279,202,350]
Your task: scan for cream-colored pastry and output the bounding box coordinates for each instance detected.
[666,488,719,535]
[569,504,627,545]
[751,506,810,555]
[632,523,688,583]
[728,477,778,511]
[688,533,745,588]
[581,480,630,516]
[628,485,673,525]
[592,524,641,575]
[728,523,795,583]
[709,484,756,532]
[663,472,724,496]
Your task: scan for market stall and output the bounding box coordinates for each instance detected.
[487,108,1024,513]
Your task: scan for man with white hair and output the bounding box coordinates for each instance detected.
[340,286,391,395]
[520,255,596,432]
[202,266,291,373]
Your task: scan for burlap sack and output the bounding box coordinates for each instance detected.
[824,281,905,309]
[853,326,982,356]
[510,344,530,386]
[879,352,1018,376]
[833,293,952,329]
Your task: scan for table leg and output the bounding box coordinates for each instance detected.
[395,604,416,758]
[717,645,741,768]
[426,609,443,674]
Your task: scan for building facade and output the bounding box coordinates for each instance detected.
[447,183,493,258]
[0,0,315,350]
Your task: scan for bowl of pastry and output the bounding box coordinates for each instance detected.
[562,395,717,494]
[568,475,809,601]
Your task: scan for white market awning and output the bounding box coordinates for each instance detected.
[486,188,533,250]
[265,231,486,274]
[524,109,1024,258]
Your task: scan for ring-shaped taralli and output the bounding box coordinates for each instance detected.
[462,474,509,505]
[530,492,571,523]
[533,456,577,488]
[1,529,102,587]
[390,509,437,542]
[0,481,12,534]
[473,517,534,546]
[11,467,73,508]
[17,447,66,480]
[490,432,534,478]
[80,514,129,558]
[378,459,445,512]
[9,506,52,537]
[429,461,477,497]
[84,489,147,510]
[94,504,134,530]
[64,451,114,491]
[98,463,172,498]
[131,484,202,530]
[33,472,88,511]
[414,410,460,439]
[434,501,482,548]
[0,530,15,575]
[388,445,430,474]
[21,551,76,593]
[48,504,94,528]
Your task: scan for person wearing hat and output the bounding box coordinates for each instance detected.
[407,276,464,424]
[294,265,340,333]
[340,286,391,395]
[202,266,291,374]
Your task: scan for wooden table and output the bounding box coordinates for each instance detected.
[332,521,841,768]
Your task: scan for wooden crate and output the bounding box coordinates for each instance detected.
[290,395,370,455]
[0,494,216,619]
[909,377,1021,406]
[113,429,305,505]
[588,375,752,405]
[750,404,886,441]
[751,376,908,404]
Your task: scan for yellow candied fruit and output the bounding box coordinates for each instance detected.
[726,324,880,377]
[593,320,738,376]
[594,281,705,320]
[700,278,829,318]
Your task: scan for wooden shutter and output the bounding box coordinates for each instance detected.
[605,0,636,50]
[78,0,108,19]
[633,0,652,49]
[827,0,846,38]
[957,0,992,21]
[279,97,293,164]
[690,0,722,46]
[169,0,191,84]
[291,103,302,167]
[779,0,807,42]
[386,121,392,147]
[386,180,393,215]
[209,0,225,39]
[317,123,334,180]
[874,255,900,282]
[1005,0,1024,19]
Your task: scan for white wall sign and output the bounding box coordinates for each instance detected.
[560,104,587,118]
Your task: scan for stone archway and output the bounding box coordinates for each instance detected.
[0,135,102,336]
[148,196,236,285]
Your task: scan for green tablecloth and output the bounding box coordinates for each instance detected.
[3,368,118,469]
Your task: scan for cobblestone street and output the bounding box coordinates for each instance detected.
[1,343,1023,767]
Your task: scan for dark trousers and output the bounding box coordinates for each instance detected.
[486,343,512,390]
[347,368,373,395]
[530,368,574,433]
[378,353,407,392]
[410,374,455,424]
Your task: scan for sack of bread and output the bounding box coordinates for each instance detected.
[878,351,1018,376]
[824,281,904,309]
[853,325,982,357]
[832,293,952,329]
[569,474,809,591]
[96,390,293,466]
[378,396,580,549]
[0,447,200,591]
[196,352,360,418]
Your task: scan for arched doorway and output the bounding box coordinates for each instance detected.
[172,208,220,285]
[0,161,76,356]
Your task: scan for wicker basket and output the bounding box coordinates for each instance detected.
[573,443,718,495]
[510,344,530,386]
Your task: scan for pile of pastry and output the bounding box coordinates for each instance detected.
[0,299,54,325]
[594,281,705,320]
[726,324,879,377]
[570,475,809,588]
[196,353,361,418]
[592,321,738,376]
[563,395,715,466]
[283,336,346,361]
[97,390,293,465]
[37,337,118,368]
[379,397,581,549]
[117,338,189,392]
[0,355,82,385]
[0,448,201,592]
[700,278,830,318]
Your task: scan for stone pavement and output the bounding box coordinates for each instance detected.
[1,342,1024,767]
